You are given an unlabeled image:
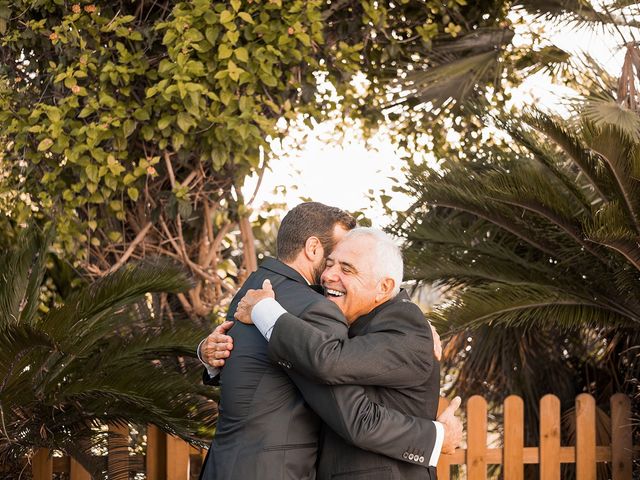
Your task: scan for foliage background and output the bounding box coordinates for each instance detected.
[1,0,639,477]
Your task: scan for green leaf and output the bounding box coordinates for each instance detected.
[231,0,241,12]
[235,47,249,63]
[37,138,54,151]
[158,116,173,130]
[123,119,136,138]
[227,30,240,44]
[260,72,278,87]
[220,90,233,106]
[219,44,233,60]
[238,12,254,24]
[146,86,158,98]
[162,30,177,45]
[46,109,61,123]
[133,109,150,121]
[219,10,234,24]
[227,60,243,82]
[107,230,122,241]
[127,187,139,202]
[86,164,99,182]
[185,29,204,43]
[296,32,311,47]
[173,132,185,150]
[141,125,154,141]
[78,106,94,118]
[205,26,219,45]
[177,112,193,133]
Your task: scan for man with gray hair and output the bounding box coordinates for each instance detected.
[233,227,454,479]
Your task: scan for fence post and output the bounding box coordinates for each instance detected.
[576,394,596,480]
[32,448,52,480]
[611,393,632,480]
[70,457,91,480]
[436,397,451,480]
[108,423,130,480]
[504,395,524,480]
[540,394,561,480]
[166,435,190,480]
[467,395,487,480]
[147,424,167,480]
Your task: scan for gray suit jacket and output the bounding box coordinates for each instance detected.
[268,290,440,480]
[199,259,439,480]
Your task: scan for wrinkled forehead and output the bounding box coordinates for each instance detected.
[330,235,377,269]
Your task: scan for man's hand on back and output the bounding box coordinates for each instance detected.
[200,321,234,368]
[235,279,275,324]
[437,396,463,454]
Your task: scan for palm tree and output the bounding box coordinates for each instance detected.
[392,49,640,459]
[367,0,640,111]
[0,228,212,478]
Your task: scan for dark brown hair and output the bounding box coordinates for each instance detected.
[277,202,356,262]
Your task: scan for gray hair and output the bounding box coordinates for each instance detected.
[343,227,403,295]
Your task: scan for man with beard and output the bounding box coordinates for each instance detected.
[198,203,461,480]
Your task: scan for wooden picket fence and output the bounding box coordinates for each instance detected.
[435,393,635,480]
[29,393,636,479]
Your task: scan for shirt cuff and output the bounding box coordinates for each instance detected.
[251,297,287,341]
[429,421,444,467]
[197,338,220,378]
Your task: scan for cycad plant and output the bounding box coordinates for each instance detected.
[0,228,211,477]
[393,76,640,451]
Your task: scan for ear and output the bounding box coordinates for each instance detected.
[375,277,395,302]
[304,236,323,261]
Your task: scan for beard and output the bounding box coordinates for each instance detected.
[311,258,327,284]
[311,264,323,285]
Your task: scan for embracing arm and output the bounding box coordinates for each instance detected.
[286,368,444,468]
[269,298,444,466]
[198,321,235,386]
[267,300,435,388]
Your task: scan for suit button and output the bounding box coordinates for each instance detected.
[419,456,425,463]
[402,452,408,459]
[408,454,414,460]
[285,362,292,369]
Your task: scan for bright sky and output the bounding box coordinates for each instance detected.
[243,11,639,227]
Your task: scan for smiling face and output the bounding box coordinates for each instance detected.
[309,223,351,283]
[321,234,390,323]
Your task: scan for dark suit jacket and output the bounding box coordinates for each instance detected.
[268,290,440,480]
[199,259,439,480]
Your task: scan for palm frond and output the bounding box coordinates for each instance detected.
[523,111,613,202]
[583,99,640,143]
[0,230,211,472]
[430,283,636,329]
[0,227,51,327]
[513,45,572,77]
[40,259,193,342]
[514,0,640,28]
[582,119,640,235]
[399,50,499,105]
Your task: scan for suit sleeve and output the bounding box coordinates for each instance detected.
[272,299,440,467]
[269,301,434,388]
[202,368,220,386]
[286,369,439,467]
